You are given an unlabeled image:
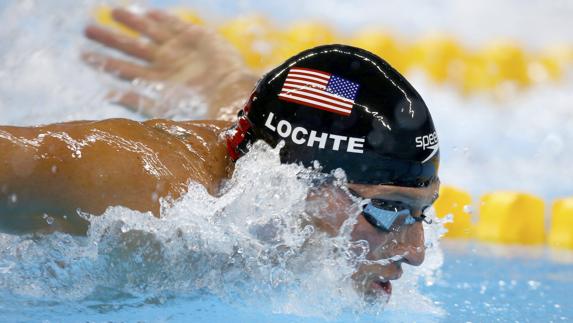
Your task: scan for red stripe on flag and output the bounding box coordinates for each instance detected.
[279,89,353,109]
[289,71,330,81]
[288,75,329,84]
[278,95,351,116]
[290,67,331,78]
[283,80,327,90]
[282,85,354,104]
[278,91,352,112]
[286,75,329,84]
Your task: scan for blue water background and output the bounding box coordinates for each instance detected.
[2,242,571,322]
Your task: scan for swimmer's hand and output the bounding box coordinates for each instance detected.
[83,8,258,120]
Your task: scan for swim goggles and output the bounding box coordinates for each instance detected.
[349,189,432,231]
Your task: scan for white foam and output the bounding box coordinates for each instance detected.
[0,142,447,318]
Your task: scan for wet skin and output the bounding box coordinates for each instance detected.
[347,181,440,294]
[0,119,438,295]
[307,181,440,296]
[0,119,233,234]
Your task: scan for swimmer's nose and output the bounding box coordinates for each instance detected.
[396,222,425,266]
[401,243,425,266]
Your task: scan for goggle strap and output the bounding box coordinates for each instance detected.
[420,214,432,224]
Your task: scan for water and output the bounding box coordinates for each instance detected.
[1,0,573,322]
[0,143,446,321]
[423,242,573,322]
[1,239,571,322]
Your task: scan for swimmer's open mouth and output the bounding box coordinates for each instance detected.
[372,280,392,298]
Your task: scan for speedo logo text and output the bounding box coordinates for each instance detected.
[415,131,439,163]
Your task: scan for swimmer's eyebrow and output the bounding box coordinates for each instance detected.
[370,191,439,209]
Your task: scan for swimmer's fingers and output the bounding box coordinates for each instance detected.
[106,90,158,117]
[111,8,170,44]
[82,52,154,81]
[145,10,188,35]
[84,25,156,62]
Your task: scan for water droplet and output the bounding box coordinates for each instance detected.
[43,213,54,225]
[333,168,346,179]
[463,204,473,214]
[479,284,487,294]
[528,280,541,290]
[153,82,165,91]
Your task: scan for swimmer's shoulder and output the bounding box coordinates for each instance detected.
[143,119,233,141]
[1,118,234,147]
[0,118,146,137]
[143,119,233,131]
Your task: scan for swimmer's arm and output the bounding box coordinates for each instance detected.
[0,124,87,233]
[0,119,182,234]
[83,8,259,120]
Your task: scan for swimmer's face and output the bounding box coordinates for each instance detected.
[347,180,440,299]
[307,179,440,299]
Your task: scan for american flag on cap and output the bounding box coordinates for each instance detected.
[278,67,360,116]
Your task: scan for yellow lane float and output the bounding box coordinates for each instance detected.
[276,21,337,64]
[409,34,465,84]
[93,5,139,37]
[349,29,408,73]
[434,186,473,238]
[218,15,282,70]
[92,8,572,93]
[480,41,532,88]
[548,197,573,249]
[475,192,545,245]
[171,8,204,25]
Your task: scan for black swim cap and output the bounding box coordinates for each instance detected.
[226,44,439,187]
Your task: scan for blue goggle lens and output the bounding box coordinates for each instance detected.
[363,200,418,231]
[349,189,429,231]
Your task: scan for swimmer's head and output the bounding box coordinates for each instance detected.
[226,44,439,187]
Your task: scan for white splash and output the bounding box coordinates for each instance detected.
[0,142,446,319]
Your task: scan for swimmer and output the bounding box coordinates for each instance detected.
[0,9,440,299]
